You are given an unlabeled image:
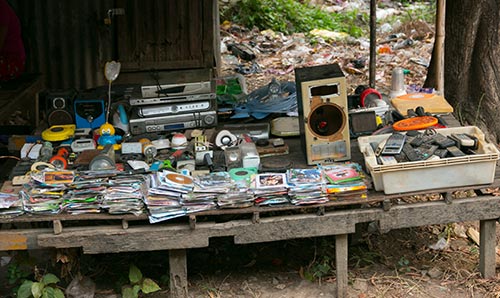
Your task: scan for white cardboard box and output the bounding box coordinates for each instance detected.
[358,126,500,194]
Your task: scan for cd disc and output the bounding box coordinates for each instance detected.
[229,167,257,181]
[165,173,193,185]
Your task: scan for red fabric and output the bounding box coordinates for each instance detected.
[0,0,25,80]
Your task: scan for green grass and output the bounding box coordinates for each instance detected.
[220,0,436,38]
[220,0,368,37]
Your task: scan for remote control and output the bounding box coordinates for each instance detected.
[434,149,448,158]
[447,146,466,157]
[433,133,456,148]
[402,143,421,161]
[409,133,424,147]
[416,144,439,159]
[382,133,406,155]
[450,133,477,149]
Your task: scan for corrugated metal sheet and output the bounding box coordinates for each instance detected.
[11,0,114,89]
[10,0,218,90]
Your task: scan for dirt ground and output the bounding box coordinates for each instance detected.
[140,221,497,298]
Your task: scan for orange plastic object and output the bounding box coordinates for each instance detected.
[393,116,438,131]
[49,147,70,169]
[377,44,392,54]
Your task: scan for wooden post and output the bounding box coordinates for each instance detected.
[53,220,62,235]
[335,234,348,298]
[169,249,189,298]
[369,0,377,88]
[479,219,496,278]
[435,0,446,93]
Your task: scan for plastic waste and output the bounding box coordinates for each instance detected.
[393,39,414,50]
[428,237,449,250]
[389,67,407,99]
[227,43,256,61]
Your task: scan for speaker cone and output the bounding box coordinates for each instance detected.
[308,104,345,137]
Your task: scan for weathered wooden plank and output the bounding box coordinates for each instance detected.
[233,212,360,244]
[169,249,188,298]
[35,195,500,254]
[335,234,348,298]
[0,233,28,250]
[378,196,500,231]
[0,213,148,224]
[479,220,497,278]
[0,229,52,250]
[37,208,375,253]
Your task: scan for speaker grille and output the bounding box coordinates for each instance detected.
[47,110,73,126]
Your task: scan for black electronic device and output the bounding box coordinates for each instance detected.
[382,132,406,155]
[434,149,449,158]
[433,133,456,148]
[415,144,439,160]
[223,146,242,170]
[41,89,77,126]
[447,146,466,157]
[402,143,421,161]
[349,110,378,136]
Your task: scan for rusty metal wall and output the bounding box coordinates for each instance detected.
[11,0,114,89]
[9,0,218,90]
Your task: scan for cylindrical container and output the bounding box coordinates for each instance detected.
[139,138,157,160]
[389,67,406,99]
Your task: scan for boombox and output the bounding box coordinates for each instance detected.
[295,63,351,165]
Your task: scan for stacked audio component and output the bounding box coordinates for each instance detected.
[129,70,217,135]
[295,63,351,165]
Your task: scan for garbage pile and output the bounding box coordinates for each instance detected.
[219,2,435,95]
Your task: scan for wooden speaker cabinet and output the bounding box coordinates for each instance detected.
[295,63,350,165]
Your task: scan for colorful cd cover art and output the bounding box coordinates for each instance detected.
[43,171,75,184]
[255,173,288,189]
[322,164,361,184]
[287,168,322,185]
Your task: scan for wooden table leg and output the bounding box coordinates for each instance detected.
[479,219,497,278]
[335,234,348,298]
[169,249,188,298]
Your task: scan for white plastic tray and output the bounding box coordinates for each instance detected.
[358,126,500,194]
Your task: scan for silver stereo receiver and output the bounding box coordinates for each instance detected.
[135,100,214,118]
[129,92,215,106]
[141,81,212,98]
[141,68,213,98]
[129,110,217,135]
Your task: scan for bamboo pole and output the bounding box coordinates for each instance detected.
[435,0,446,93]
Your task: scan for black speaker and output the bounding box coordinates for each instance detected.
[43,89,77,126]
[295,63,350,165]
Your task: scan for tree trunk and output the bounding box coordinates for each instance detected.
[425,0,500,143]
